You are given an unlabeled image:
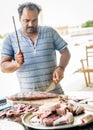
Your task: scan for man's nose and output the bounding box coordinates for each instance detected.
[28,21,33,26]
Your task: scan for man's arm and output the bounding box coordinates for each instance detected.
[59,47,71,71]
[1,51,24,73]
[53,47,71,83]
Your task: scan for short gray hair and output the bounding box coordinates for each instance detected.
[18,2,41,16]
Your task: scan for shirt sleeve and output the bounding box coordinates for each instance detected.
[52,28,68,51]
[1,35,14,58]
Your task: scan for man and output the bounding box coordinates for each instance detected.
[1,2,71,94]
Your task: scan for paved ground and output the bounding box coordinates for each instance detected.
[62,72,93,94]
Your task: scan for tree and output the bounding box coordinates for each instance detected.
[82,20,93,27]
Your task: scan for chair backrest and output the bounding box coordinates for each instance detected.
[86,45,93,68]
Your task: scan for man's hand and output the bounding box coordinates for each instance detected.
[53,67,64,84]
[15,50,24,68]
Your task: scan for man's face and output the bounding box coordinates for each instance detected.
[19,8,38,34]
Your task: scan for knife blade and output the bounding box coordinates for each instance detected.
[12,16,21,52]
[46,81,56,92]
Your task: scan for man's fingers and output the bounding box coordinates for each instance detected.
[53,72,59,83]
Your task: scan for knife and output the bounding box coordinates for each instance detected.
[12,16,21,52]
[0,104,12,111]
[46,81,56,92]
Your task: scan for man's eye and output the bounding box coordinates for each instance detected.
[32,19,38,23]
[23,19,29,22]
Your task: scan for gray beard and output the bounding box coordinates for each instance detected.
[26,27,38,34]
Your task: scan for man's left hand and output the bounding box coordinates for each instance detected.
[52,67,64,84]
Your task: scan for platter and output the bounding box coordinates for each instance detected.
[22,111,93,130]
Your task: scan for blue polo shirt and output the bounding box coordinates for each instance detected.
[1,26,68,94]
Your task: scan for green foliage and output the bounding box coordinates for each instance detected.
[0,33,8,39]
[0,35,3,39]
[82,20,93,27]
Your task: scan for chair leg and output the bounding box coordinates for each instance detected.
[83,72,89,87]
[88,72,91,84]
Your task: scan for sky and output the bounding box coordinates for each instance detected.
[0,0,93,34]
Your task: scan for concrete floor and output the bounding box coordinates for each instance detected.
[61,72,93,93]
[60,72,93,99]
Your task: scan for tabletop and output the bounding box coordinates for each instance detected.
[0,91,93,130]
[26,122,93,130]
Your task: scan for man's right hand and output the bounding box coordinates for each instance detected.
[15,50,24,68]
[1,50,24,73]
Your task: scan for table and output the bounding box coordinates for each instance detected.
[1,91,93,130]
[26,122,93,130]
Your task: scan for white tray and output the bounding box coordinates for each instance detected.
[22,111,93,130]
